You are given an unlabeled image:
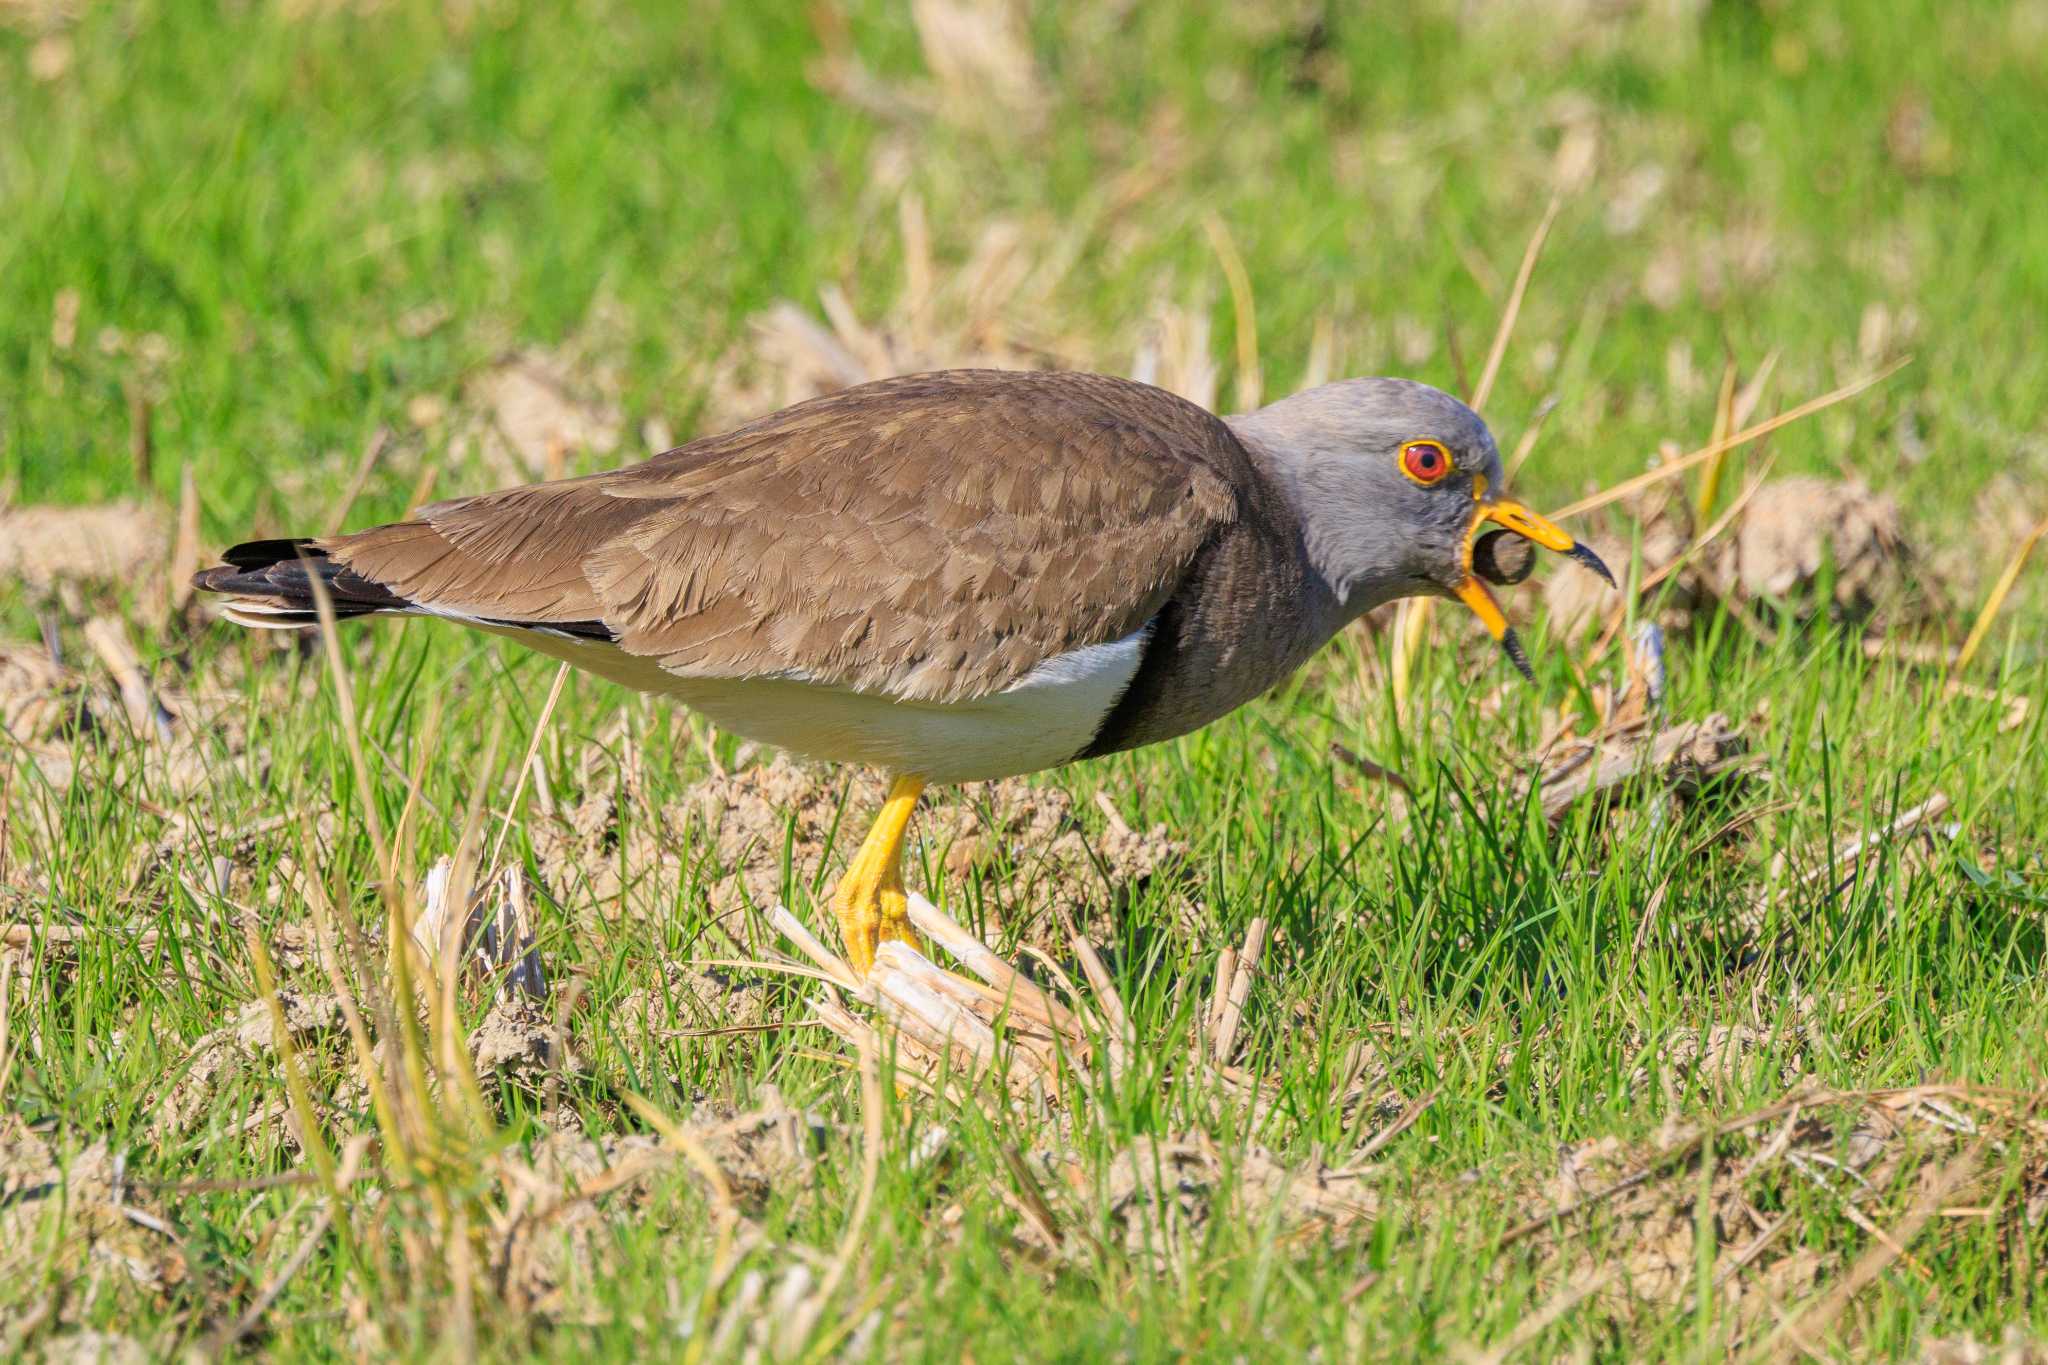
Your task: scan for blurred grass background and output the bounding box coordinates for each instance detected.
[6,0,2045,550]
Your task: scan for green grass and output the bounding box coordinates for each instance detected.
[5,1,2048,1359]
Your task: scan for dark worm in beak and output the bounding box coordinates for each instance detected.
[1456,502,1616,679]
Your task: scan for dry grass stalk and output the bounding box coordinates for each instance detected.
[1393,199,1561,710]
[322,427,391,538]
[763,894,1281,1121]
[1693,351,1779,521]
[1755,1137,1988,1360]
[1755,791,1952,930]
[167,463,202,614]
[1530,712,1749,824]
[1952,509,2048,673]
[1201,213,1262,411]
[1470,193,1561,416]
[1551,358,1909,522]
[1208,916,1267,1065]
[1579,463,1776,665]
[82,615,169,742]
[1492,1083,2039,1350]
[487,660,571,870]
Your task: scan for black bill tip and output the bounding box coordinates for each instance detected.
[1566,541,1616,589]
[1500,626,1535,681]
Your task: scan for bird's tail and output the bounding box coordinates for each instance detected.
[191,538,413,629]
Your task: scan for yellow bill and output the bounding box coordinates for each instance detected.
[1454,498,1615,680]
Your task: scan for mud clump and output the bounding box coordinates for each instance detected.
[525,756,1186,952]
[1,1117,188,1309]
[617,963,779,1040]
[1017,1134,1373,1269]
[1715,475,1907,612]
[462,350,623,483]
[150,992,345,1139]
[0,503,167,592]
[940,780,1192,947]
[1543,476,1922,639]
[470,999,574,1078]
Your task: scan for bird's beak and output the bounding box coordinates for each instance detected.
[1454,497,1615,680]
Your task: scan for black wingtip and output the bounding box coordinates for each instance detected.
[1501,627,1535,681]
[221,537,324,570]
[1566,541,1616,589]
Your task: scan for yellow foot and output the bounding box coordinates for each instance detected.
[830,773,927,979]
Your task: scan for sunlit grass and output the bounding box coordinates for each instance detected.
[4,0,2047,1359]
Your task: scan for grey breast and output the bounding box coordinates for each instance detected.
[1082,426,1335,758]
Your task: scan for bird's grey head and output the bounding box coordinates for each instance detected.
[1227,377,1612,678]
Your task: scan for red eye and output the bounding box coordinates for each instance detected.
[1401,440,1451,485]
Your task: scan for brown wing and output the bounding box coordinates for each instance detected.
[325,370,1245,702]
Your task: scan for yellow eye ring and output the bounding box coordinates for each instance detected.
[1399,439,1453,486]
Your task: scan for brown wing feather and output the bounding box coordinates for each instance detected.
[325,370,1244,702]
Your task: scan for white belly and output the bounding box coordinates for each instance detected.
[500,626,1150,783]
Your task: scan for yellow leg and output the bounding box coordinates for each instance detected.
[831,773,927,979]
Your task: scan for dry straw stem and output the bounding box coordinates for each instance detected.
[1549,358,1909,522]
[1208,915,1268,1064]
[1467,1263,1620,1365]
[1693,351,1780,521]
[82,615,166,740]
[1952,509,2048,673]
[0,947,15,1108]
[488,660,572,870]
[1751,1140,1987,1362]
[1530,713,1749,825]
[1756,791,1951,933]
[324,426,392,538]
[621,1092,740,1225]
[763,896,1280,1120]
[1469,193,1560,416]
[1202,214,1261,411]
[1699,359,1739,517]
[243,915,341,1190]
[1503,395,1558,480]
[1580,460,1778,665]
[209,1135,373,1354]
[1393,197,1558,713]
[168,462,201,613]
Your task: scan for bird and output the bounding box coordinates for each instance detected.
[195,368,1611,977]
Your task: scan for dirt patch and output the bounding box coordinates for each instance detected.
[0,1116,188,1318]
[524,754,1184,949]
[616,962,780,1040]
[0,642,79,747]
[682,757,873,910]
[1715,475,1908,612]
[0,504,166,593]
[461,349,624,483]
[470,998,575,1079]
[1021,1133,1374,1269]
[1544,476,1926,640]
[149,992,343,1139]
[34,1332,150,1365]
[1922,1329,2048,1364]
[942,781,1191,947]
[1487,1085,2044,1346]
[492,1096,834,1317]
[1630,1015,1812,1101]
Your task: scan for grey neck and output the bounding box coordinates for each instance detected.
[1224,410,1403,629]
